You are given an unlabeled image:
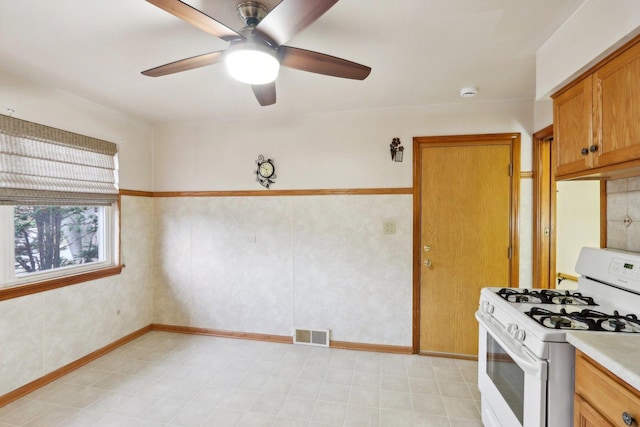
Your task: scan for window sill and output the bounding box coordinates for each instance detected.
[0,265,123,302]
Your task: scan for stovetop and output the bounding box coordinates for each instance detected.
[478,248,640,356]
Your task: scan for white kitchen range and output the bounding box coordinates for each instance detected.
[476,247,640,427]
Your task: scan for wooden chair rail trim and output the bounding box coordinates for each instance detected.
[0,325,151,408]
[120,188,414,198]
[0,265,123,302]
[119,189,153,197]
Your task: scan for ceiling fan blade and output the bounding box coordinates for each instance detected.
[255,0,339,47]
[142,51,225,77]
[146,0,242,41]
[252,83,276,106]
[279,46,371,80]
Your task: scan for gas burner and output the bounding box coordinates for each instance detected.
[544,290,597,306]
[549,315,572,328]
[526,307,594,330]
[526,307,640,332]
[496,288,545,304]
[577,309,640,333]
[496,288,598,305]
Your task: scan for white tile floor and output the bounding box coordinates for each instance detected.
[0,332,482,426]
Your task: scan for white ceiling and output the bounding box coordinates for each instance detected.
[0,0,584,124]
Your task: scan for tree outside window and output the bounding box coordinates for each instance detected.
[14,206,101,275]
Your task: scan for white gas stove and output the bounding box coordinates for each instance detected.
[476,247,640,427]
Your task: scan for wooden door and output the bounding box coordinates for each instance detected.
[553,75,594,177]
[414,134,518,357]
[532,126,555,289]
[593,41,640,168]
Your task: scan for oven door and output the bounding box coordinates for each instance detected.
[476,311,548,427]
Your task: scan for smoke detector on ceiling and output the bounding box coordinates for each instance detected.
[460,87,478,98]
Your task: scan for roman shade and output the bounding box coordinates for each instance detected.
[0,114,118,205]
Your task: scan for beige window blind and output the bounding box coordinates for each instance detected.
[0,114,118,205]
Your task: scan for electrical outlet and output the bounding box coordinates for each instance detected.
[383,220,396,234]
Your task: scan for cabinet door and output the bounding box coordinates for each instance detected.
[554,75,593,177]
[593,41,640,168]
[575,395,614,427]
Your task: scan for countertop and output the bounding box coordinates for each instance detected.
[567,332,640,391]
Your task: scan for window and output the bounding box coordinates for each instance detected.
[0,114,120,294]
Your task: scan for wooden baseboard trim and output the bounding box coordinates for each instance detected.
[419,350,478,361]
[330,340,413,354]
[0,325,151,408]
[150,324,294,344]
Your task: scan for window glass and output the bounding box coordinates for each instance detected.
[14,206,104,276]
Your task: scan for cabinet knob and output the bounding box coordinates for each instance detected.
[589,144,599,153]
[581,147,589,155]
[622,411,635,426]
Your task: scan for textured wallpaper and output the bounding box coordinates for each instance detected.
[152,195,413,346]
[0,196,155,396]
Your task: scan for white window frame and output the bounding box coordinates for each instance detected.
[0,203,119,289]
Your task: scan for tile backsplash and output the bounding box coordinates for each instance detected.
[607,177,640,251]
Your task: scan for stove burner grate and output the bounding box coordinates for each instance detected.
[497,288,598,306]
[526,307,640,332]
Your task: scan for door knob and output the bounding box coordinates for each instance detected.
[424,260,432,267]
[424,245,431,252]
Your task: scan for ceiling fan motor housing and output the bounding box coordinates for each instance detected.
[237,1,268,27]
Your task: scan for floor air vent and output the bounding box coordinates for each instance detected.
[294,328,330,347]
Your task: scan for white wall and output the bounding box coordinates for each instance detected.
[0,70,154,192]
[534,1,640,129]
[556,181,601,278]
[536,0,640,100]
[0,71,155,396]
[153,100,534,191]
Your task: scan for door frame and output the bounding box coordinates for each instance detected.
[412,133,521,353]
[532,125,608,289]
[532,125,555,289]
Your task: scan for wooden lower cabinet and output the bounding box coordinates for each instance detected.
[575,395,614,427]
[574,351,640,426]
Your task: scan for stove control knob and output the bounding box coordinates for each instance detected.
[622,412,635,426]
[506,323,518,335]
[513,329,526,342]
[481,301,494,314]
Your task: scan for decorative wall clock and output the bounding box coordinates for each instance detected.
[255,155,276,188]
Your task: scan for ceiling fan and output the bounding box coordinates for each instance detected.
[142,0,372,106]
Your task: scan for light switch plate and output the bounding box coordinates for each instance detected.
[383,220,396,234]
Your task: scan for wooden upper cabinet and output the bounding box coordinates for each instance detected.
[593,41,640,169]
[553,37,640,179]
[553,75,593,177]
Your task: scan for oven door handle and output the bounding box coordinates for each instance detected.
[476,311,548,380]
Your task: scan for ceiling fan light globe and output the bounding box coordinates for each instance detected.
[225,48,280,85]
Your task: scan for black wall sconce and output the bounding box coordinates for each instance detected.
[390,137,404,162]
